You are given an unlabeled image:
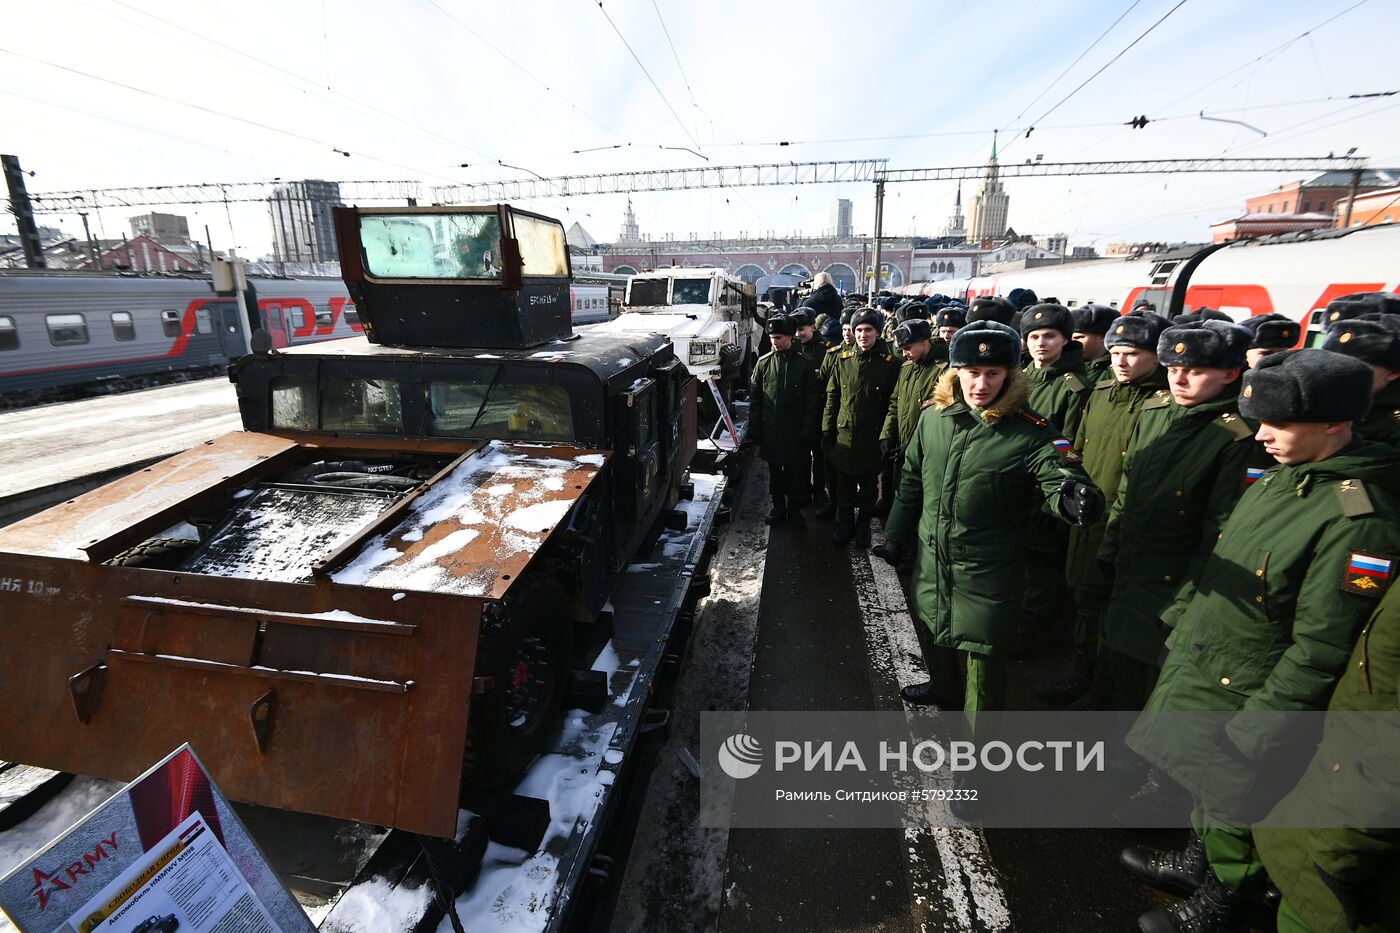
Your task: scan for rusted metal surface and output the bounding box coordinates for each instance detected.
[331,440,610,600]
[0,558,479,837]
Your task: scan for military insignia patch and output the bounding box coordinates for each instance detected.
[1341,552,1395,597]
[1340,331,1353,343]
[1174,342,1185,353]
[978,342,989,353]
[1051,438,1073,454]
[1243,385,1253,398]
[1244,467,1266,486]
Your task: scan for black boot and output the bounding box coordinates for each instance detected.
[1121,834,1207,898]
[900,681,960,709]
[853,509,872,548]
[786,498,806,528]
[1068,662,1116,711]
[1036,649,1095,705]
[764,499,787,526]
[814,501,837,520]
[831,507,855,545]
[1137,869,1248,933]
[895,551,914,575]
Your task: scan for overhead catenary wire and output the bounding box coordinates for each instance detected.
[589,0,704,152]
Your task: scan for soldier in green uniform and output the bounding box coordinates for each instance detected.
[934,305,966,346]
[815,311,857,520]
[1040,311,1171,705]
[1323,313,1400,448]
[1239,313,1301,368]
[791,308,831,504]
[1099,319,1268,710]
[1017,302,1092,654]
[823,308,902,547]
[1073,303,1119,384]
[1255,584,1400,933]
[879,319,947,568]
[876,320,1101,717]
[1123,349,1400,933]
[748,315,822,527]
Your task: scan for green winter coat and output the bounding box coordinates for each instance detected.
[1064,368,1170,589]
[820,342,849,382]
[823,343,903,475]
[1256,587,1400,933]
[881,354,946,449]
[1099,382,1269,665]
[883,370,1102,656]
[797,333,829,373]
[1128,442,1400,803]
[1083,352,1114,385]
[1023,340,1091,438]
[1357,378,1400,448]
[749,344,822,465]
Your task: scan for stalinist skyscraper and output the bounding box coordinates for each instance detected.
[966,135,1010,242]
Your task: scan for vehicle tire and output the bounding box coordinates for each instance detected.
[106,537,197,570]
[462,578,574,789]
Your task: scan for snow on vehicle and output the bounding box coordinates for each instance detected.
[0,203,700,840]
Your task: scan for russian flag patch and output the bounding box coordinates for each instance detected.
[1052,438,1073,453]
[1342,552,1395,597]
[1244,467,1266,486]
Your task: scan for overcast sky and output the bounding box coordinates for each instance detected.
[4,0,1399,259]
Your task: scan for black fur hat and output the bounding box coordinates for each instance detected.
[934,306,967,329]
[1072,303,1119,336]
[788,308,814,328]
[893,319,933,348]
[1020,303,1074,339]
[1171,307,1234,326]
[850,308,883,332]
[767,315,796,337]
[1323,316,1400,371]
[1157,320,1250,370]
[1239,349,1374,424]
[839,309,854,326]
[897,302,928,324]
[1105,312,1170,352]
[968,296,1016,326]
[1006,287,1039,310]
[950,320,1022,369]
[1132,297,1156,312]
[1239,313,1300,350]
[1323,291,1400,325]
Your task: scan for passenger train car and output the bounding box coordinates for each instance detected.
[899,223,1400,345]
[0,271,623,402]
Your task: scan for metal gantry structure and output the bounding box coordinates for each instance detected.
[26,180,424,213]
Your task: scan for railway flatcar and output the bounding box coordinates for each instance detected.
[899,223,1400,346]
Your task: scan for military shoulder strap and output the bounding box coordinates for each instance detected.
[826,345,841,354]
[1095,377,1116,389]
[1062,372,1087,393]
[1216,411,1253,441]
[1337,478,1376,518]
[1141,391,1173,411]
[1017,409,1050,429]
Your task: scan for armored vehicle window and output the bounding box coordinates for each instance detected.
[626,279,668,307]
[672,278,711,305]
[512,212,569,277]
[429,382,574,441]
[321,378,403,434]
[360,213,503,280]
[0,315,16,350]
[160,308,181,338]
[271,376,317,430]
[111,311,136,341]
[195,308,214,334]
[46,313,88,346]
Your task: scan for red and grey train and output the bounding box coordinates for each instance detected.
[0,272,620,402]
[897,222,1400,343]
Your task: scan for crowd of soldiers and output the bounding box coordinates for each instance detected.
[746,274,1400,933]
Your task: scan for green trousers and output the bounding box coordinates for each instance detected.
[1108,649,1160,711]
[1072,580,1109,653]
[1023,519,1069,626]
[1195,812,1266,898]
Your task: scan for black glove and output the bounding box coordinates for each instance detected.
[1057,480,1100,527]
[822,432,837,451]
[880,437,897,460]
[1315,863,1364,931]
[872,540,903,566]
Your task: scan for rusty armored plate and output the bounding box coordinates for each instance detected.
[329,441,610,600]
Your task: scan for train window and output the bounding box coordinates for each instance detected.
[0,316,16,350]
[321,378,403,434]
[291,309,307,329]
[314,307,334,327]
[271,377,317,430]
[160,309,181,338]
[46,313,89,346]
[195,308,213,335]
[429,382,574,441]
[345,306,360,326]
[111,311,136,341]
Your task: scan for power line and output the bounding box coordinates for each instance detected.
[1008,0,1191,153]
[589,0,703,151]
[651,0,696,107]
[1007,0,1146,127]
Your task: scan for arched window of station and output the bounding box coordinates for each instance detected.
[734,264,765,285]
[824,262,857,293]
[779,263,810,278]
[612,265,639,276]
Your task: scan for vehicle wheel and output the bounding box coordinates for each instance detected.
[106,537,197,570]
[462,578,573,789]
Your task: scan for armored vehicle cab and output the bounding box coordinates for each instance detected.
[0,205,696,838]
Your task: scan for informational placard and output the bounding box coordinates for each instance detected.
[0,746,313,933]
